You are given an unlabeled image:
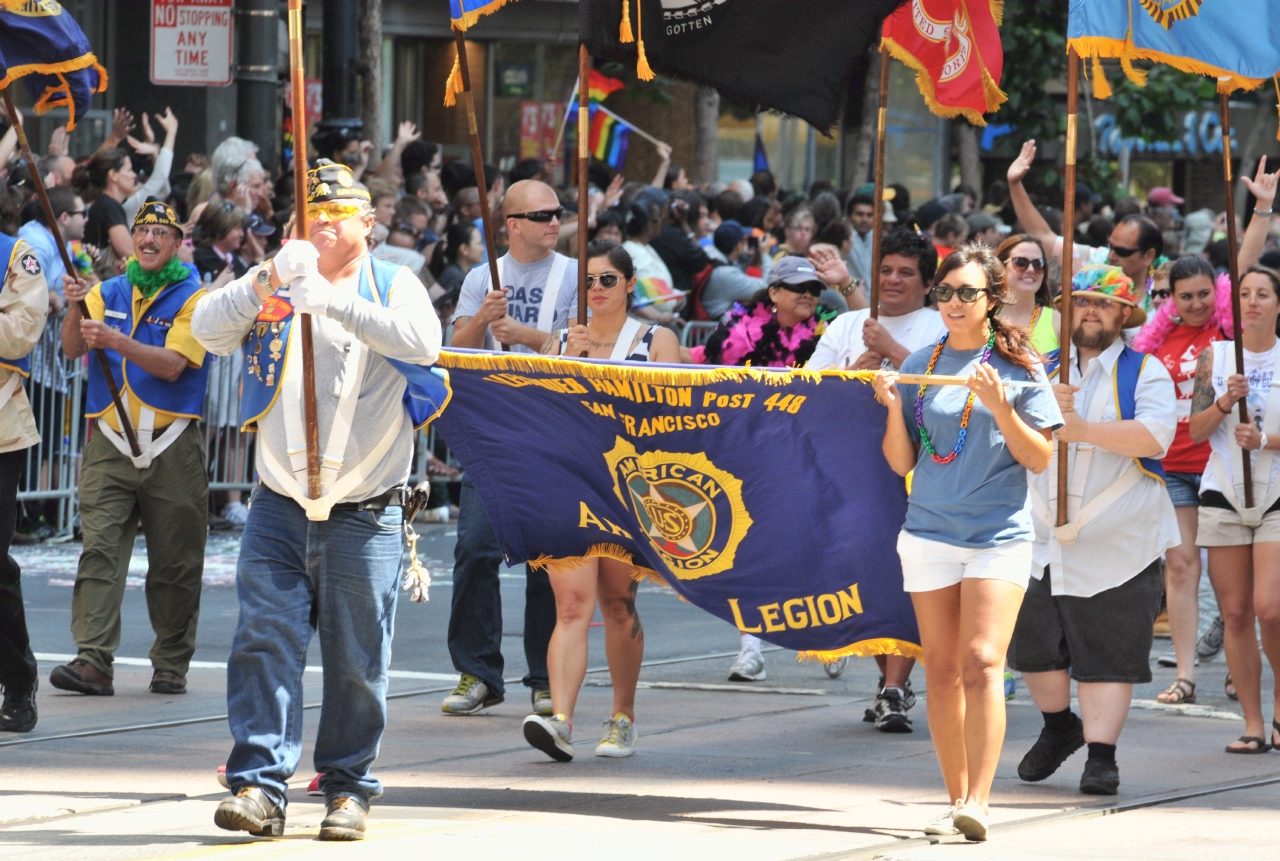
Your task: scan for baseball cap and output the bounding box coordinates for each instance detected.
[768,255,822,287]
[245,212,276,236]
[1075,182,1100,204]
[713,219,745,254]
[1148,186,1184,207]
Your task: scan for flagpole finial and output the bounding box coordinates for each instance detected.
[620,0,634,43]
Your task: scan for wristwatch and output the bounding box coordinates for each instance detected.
[254,265,273,297]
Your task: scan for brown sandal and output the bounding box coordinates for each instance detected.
[1226,736,1272,754]
[1156,678,1196,704]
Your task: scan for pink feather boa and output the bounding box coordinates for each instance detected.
[1131,271,1234,354]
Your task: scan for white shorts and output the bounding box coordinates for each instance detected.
[896,531,1033,593]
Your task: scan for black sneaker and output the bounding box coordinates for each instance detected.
[873,687,913,733]
[319,795,367,841]
[0,681,37,733]
[1079,756,1120,795]
[1017,714,1085,782]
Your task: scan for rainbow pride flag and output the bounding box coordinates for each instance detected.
[587,106,631,169]
[587,70,625,103]
[632,276,686,309]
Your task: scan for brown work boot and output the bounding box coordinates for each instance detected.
[49,659,114,696]
[150,669,187,695]
[319,795,367,841]
[214,786,285,836]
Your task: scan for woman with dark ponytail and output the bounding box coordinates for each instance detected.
[872,242,1062,841]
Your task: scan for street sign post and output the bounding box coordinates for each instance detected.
[150,0,235,87]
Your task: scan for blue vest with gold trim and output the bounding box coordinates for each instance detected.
[1045,345,1165,482]
[86,265,209,418]
[238,255,449,431]
[0,233,31,377]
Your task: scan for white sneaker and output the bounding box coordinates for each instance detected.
[727,649,766,681]
[523,713,574,761]
[221,502,249,527]
[952,803,988,842]
[923,800,962,836]
[595,713,637,757]
[427,505,450,523]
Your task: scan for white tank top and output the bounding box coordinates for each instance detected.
[1201,340,1280,496]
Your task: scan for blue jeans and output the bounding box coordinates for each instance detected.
[225,486,403,810]
[448,477,554,695]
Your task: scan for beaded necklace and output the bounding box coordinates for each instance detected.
[914,331,995,464]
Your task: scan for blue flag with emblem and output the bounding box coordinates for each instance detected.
[0,1,107,130]
[432,350,920,661]
[1068,0,1280,96]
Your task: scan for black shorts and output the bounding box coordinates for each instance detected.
[1007,561,1162,684]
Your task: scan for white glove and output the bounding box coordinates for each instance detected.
[289,273,334,316]
[272,239,319,282]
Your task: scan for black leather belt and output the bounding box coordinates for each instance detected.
[331,487,405,512]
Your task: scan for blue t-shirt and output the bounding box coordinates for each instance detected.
[898,342,1063,548]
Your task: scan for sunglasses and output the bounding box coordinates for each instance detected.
[306,201,365,223]
[586,273,622,288]
[931,285,988,303]
[1150,288,1171,299]
[1073,295,1115,310]
[1010,256,1045,272]
[777,281,824,297]
[508,207,564,223]
[1108,243,1141,258]
[392,221,422,239]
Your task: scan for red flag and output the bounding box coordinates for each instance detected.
[881,0,1006,126]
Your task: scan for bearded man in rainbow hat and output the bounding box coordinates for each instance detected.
[53,199,210,700]
[1009,264,1178,797]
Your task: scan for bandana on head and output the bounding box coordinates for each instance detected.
[132,199,183,238]
[306,160,371,205]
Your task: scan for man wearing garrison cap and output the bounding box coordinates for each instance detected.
[193,161,443,841]
[52,199,211,701]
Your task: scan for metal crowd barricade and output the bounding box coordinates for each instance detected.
[17,321,439,530]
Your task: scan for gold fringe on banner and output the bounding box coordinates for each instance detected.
[1068,37,1266,95]
[880,38,1003,127]
[1090,54,1113,100]
[619,0,634,43]
[797,639,924,663]
[433,348,878,388]
[989,0,1003,26]
[449,0,517,33]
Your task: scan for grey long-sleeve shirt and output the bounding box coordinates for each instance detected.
[191,255,442,504]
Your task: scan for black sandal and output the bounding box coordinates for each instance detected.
[1226,735,1272,754]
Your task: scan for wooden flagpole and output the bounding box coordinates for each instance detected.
[1056,48,1080,527]
[868,44,890,320]
[1220,91,1254,507]
[577,45,590,345]
[1,88,141,458]
[287,0,321,500]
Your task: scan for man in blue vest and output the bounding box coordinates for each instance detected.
[1010,265,1177,798]
[192,162,443,842]
[0,232,51,733]
[51,200,210,700]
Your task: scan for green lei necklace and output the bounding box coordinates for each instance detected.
[126,255,190,299]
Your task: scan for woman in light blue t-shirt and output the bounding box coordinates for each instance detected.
[872,244,1062,842]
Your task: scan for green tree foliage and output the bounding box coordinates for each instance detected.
[1104,64,1217,142]
[992,0,1068,150]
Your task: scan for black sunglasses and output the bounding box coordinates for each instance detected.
[1010,256,1044,271]
[931,285,989,303]
[777,281,824,297]
[586,273,621,288]
[509,207,564,223]
[393,221,422,238]
[1150,288,1171,299]
[1109,243,1141,258]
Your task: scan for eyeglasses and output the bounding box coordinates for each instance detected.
[392,221,422,240]
[776,281,824,297]
[508,207,564,223]
[1010,256,1045,272]
[1150,288,1171,299]
[68,209,85,217]
[586,273,622,288]
[306,201,365,223]
[931,285,988,303]
[1073,295,1115,310]
[132,225,176,239]
[1108,243,1141,258]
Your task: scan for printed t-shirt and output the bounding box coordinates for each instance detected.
[898,343,1063,548]
[1153,323,1222,474]
[454,252,579,354]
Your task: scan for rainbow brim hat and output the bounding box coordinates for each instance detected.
[1055,264,1145,327]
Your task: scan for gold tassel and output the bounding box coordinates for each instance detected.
[443,53,463,107]
[1120,33,1147,87]
[401,523,431,603]
[1092,54,1113,100]
[619,0,634,42]
[635,0,654,80]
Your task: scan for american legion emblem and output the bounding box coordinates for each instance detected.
[603,437,751,581]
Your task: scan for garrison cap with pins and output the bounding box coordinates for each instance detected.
[305,159,371,205]
[132,197,183,237]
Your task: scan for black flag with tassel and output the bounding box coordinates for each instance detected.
[581,0,908,132]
